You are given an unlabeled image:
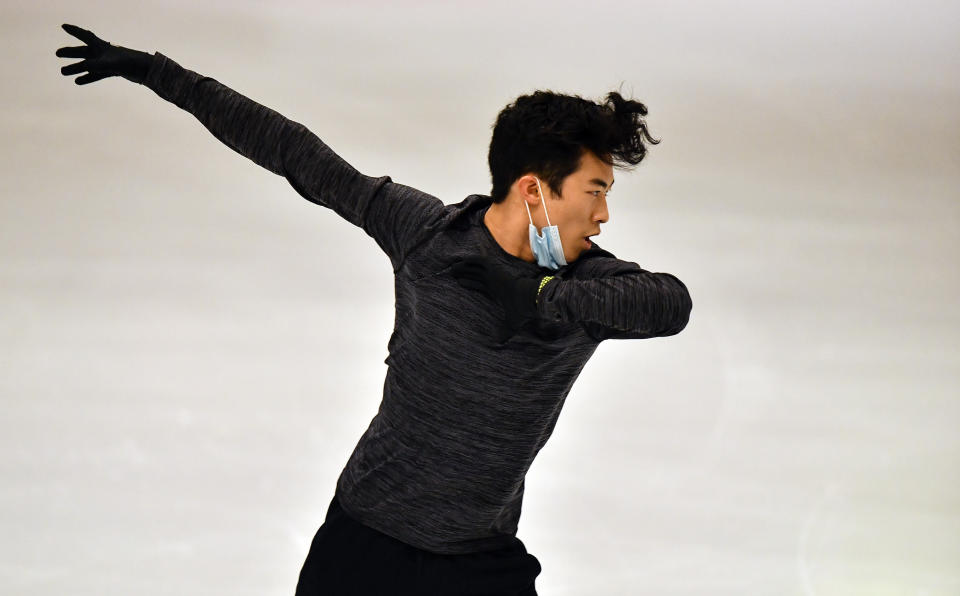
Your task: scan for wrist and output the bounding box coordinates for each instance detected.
[536,275,557,304]
[129,49,153,84]
[111,44,153,84]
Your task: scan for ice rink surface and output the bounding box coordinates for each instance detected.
[3,1,958,594]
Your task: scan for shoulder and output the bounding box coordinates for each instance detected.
[436,194,493,231]
[392,193,491,264]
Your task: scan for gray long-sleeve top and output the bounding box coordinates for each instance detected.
[142,52,692,555]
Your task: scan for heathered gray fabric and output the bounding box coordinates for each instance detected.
[142,52,692,554]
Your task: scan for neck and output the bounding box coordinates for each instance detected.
[484,198,535,263]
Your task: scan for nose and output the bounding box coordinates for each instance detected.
[594,194,609,224]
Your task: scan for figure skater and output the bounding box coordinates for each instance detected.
[57,23,691,596]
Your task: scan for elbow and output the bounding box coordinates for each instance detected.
[659,276,693,337]
[670,292,693,335]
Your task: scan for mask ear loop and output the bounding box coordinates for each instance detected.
[533,178,553,227]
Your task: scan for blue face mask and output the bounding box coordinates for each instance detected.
[526,177,567,270]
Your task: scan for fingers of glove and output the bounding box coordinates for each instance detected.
[60,60,93,76]
[75,72,112,85]
[453,275,482,290]
[495,320,521,344]
[61,24,106,47]
[451,265,490,289]
[55,46,91,59]
[451,259,486,276]
[462,256,492,270]
[449,263,468,278]
[454,276,493,300]
[503,310,530,334]
[458,255,486,266]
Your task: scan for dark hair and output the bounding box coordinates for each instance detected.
[487,90,660,203]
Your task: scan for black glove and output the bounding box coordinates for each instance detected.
[451,255,555,342]
[56,23,153,85]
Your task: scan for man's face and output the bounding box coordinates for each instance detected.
[536,150,613,264]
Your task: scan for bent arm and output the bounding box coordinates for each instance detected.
[536,258,692,341]
[141,52,444,267]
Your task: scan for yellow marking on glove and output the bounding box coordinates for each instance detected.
[536,276,555,304]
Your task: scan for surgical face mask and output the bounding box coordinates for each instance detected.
[525,177,567,270]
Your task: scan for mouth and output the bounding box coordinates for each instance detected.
[583,232,600,248]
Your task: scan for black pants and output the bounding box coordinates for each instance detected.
[295,492,542,596]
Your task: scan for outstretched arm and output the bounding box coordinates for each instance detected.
[57,24,445,270]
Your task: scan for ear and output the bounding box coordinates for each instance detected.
[516,174,543,207]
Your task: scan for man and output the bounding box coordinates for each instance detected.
[57,23,692,596]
